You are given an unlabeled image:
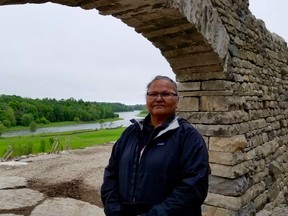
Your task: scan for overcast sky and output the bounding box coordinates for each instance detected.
[0,1,287,105]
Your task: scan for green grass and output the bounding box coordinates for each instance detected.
[0,127,126,158]
[137,110,148,117]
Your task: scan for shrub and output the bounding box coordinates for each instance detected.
[3,120,11,128]
[36,116,50,124]
[39,139,46,153]
[21,113,34,126]
[49,137,54,145]
[30,121,37,133]
[0,123,6,138]
[74,117,80,123]
[12,142,34,157]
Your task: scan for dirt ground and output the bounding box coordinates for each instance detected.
[0,143,113,214]
[0,142,287,216]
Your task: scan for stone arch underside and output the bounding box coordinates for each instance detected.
[0,0,229,82]
[1,1,288,216]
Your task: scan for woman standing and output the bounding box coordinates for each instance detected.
[101,75,209,216]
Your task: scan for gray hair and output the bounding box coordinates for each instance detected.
[146,75,178,93]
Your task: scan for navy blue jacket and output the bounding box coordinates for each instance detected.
[101,115,209,216]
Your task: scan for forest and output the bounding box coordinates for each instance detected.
[0,94,144,130]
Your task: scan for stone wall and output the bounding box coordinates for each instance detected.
[0,0,287,215]
[175,1,288,215]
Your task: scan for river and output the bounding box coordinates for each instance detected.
[2,110,143,138]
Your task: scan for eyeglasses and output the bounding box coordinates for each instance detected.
[146,92,178,100]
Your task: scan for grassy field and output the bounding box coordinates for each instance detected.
[0,127,126,159]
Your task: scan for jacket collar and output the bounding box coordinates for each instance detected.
[130,114,180,138]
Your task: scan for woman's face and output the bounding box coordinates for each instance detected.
[146,79,179,120]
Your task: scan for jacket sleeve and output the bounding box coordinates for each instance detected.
[101,136,125,216]
[145,127,209,216]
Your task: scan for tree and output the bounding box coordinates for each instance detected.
[36,116,50,124]
[21,113,34,126]
[0,94,137,127]
[29,121,37,133]
[2,119,11,128]
[5,107,16,126]
[0,122,6,138]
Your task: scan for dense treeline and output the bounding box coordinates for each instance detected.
[0,94,144,128]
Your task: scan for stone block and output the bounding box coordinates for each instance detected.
[249,119,267,131]
[267,182,281,201]
[241,182,266,206]
[180,90,233,96]
[238,202,256,216]
[177,97,199,111]
[254,192,268,211]
[177,82,201,91]
[255,209,271,216]
[205,192,242,211]
[209,135,247,153]
[195,124,242,137]
[209,150,244,165]
[30,197,103,216]
[202,204,237,216]
[0,176,27,189]
[0,188,44,210]
[200,96,245,112]
[177,110,249,124]
[210,160,253,178]
[176,69,226,82]
[202,80,235,90]
[262,140,278,157]
[268,161,283,180]
[209,175,250,196]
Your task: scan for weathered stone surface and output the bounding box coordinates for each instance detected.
[254,192,269,211]
[0,214,24,216]
[272,204,288,216]
[209,150,244,165]
[176,70,227,81]
[238,202,256,216]
[179,90,234,97]
[268,161,283,180]
[177,82,201,91]
[30,197,104,216]
[209,135,247,153]
[205,193,242,211]
[210,160,253,178]
[168,0,230,60]
[201,80,235,91]
[195,124,248,137]
[256,209,271,216]
[0,176,27,189]
[0,188,44,210]
[177,97,199,111]
[201,96,243,111]
[209,175,250,196]
[177,111,249,124]
[202,204,237,216]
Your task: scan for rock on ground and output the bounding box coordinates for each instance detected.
[0,143,287,216]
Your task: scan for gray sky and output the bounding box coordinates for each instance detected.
[0,1,287,105]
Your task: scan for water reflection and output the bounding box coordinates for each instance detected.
[2,110,143,138]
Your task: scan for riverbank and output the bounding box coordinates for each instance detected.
[2,110,141,138]
[0,127,125,159]
[3,117,121,133]
[1,117,121,138]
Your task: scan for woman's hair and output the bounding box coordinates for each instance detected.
[146,75,178,93]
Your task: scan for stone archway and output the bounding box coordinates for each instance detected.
[1,0,287,215]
